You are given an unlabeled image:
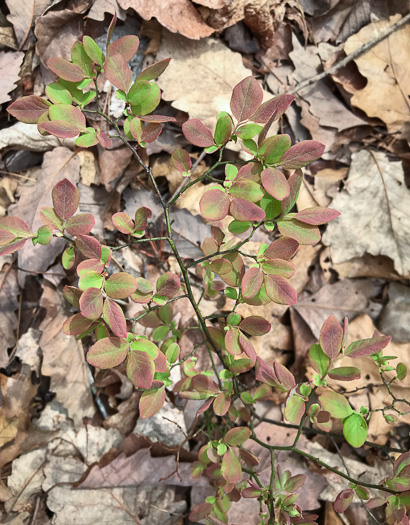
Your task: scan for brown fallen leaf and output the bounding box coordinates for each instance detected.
[6,0,52,50]
[0,122,74,151]
[322,150,410,277]
[379,282,410,344]
[0,262,19,363]
[344,15,410,140]
[98,146,133,189]
[88,0,127,21]
[0,51,24,104]
[117,0,214,39]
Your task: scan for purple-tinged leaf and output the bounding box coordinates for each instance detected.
[192,374,220,395]
[0,216,31,240]
[97,132,112,148]
[320,315,343,360]
[77,258,104,277]
[104,54,132,92]
[242,487,263,498]
[156,272,181,299]
[230,198,265,222]
[284,474,306,493]
[345,335,391,358]
[134,207,152,231]
[49,104,86,131]
[229,179,264,203]
[274,363,296,391]
[261,167,290,201]
[189,503,213,522]
[213,392,231,416]
[52,179,80,220]
[237,162,262,182]
[87,336,128,368]
[106,12,117,50]
[220,252,245,288]
[140,114,176,123]
[280,169,303,215]
[105,272,137,300]
[239,333,257,362]
[319,391,352,419]
[109,35,139,61]
[224,426,250,446]
[139,387,166,419]
[63,313,94,336]
[211,226,225,246]
[182,118,214,147]
[221,448,242,484]
[230,76,263,123]
[7,95,50,124]
[200,189,230,221]
[154,350,167,373]
[285,394,305,424]
[225,328,242,356]
[79,287,103,320]
[328,367,361,381]
[63,285,82,308]
[210,258,232,275]
[47,57,85,82]
[130,277,153,304]
[40,207,64,231]
[239,316,271,336]
[112,212,134,234]
[103,298,127,338]
[309,343,330,376]
[262,258,295,279]
[280,140,325,169]
[75,234,102,259]
[264,274,297,305]
[242,267,263,300]
[255,357,279,386]
[142,122,162,143]
[251,94,295,123]
[137,58,171,81]
[65,213,95,236]
[334,488,354,514]
[265,236,299,260]
[277,219,321,245]
[294,206,341,225]
[126,349,155,389]
[258,135,291,165]
[39,121,82,139]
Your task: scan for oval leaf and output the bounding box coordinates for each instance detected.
[87,337,128,368]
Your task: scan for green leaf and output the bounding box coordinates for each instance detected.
[78,271,103,291]
[62,245,75,269]
[87,337,128,368]
[76,131,99,148]
[49,104,86,132]
[83,36,105,66]
[139,387,166,418]
[104,272,137,299]
[228,220,251,234]
[309,343,330,377]
[258,135,291,164]
[343,413,368,448]
[328,367,361,381]
[71,41,95,77]
[129,81,160,115]
[277,218,321,245]
[284,395,306,424]
[235,123,262,140]
[46,83,72,104]
[224,426,250,446]
[319,391,353,419]
[214,114,232,145]
[229,179,264,203]
[221,448,242,483]
[34,225,52,245]
[131,338,159,359]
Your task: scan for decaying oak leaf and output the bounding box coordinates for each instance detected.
[0,51,24,104]
[344,15,410,139]
[322,150,410,277]
[6,0,52,49]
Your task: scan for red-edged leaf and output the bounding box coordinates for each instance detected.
[108,35,139,61]
[103,298,127,338]
[134,207,152,231]
[294,207,341,225]
[105,272,137,299]
[154,350,167,373]
[137,58,171,81]
[62,313,94,336]
[200,189,230,221]
[7,95,50,124]
[189,503,213,522]
[255,357,279,386]
[126,350,155,389]
[320,315,343,360]
[0,216,31,240]
[230,198,265,222]
[47,57,85,82]
[221,448,242,484]
[264,236,299,260]
[238,333,257,362]
[210,258,232,275]
[142,122,162,143]
[328,367,361,381]
[106,12,117,50]
[156,272,181,298]
[258,135,291,165]
[239,316,271,336]
[229,179,264,203]
[112,212,134,234]
[261,167,290,201]
[65,213,95,236]
[49,104,86,131]
[40,207,63,231]
[281,169,303,215]
[77,258,104,277]
[251,94,295,123]
[334,488,354,513]
[224,427,251,446]
[39,121,82,139]
[97,132,112,148]
[87,337,128,368]
[280,140,325,169]
[213,392,231,416]
[274,363,296,390]
[192,374,220,395]
[319,390,352,419]
[79,287,103,320]
[225,328,241,356]
[139,114,176,123]
[264,274,297,305]
[277,219,321,245]
[262,258,295,279]
[345,335,391,358]
[230,76,263,123]
[139,387,166,419]
[104,54,132,92]
[284,394,305,424]
[63,285,82,308]
[182,119,214,147]
[52,179,80,220]
[75,234,102,259]
[242,267,263,300]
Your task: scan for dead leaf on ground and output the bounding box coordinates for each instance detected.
[322,150,410,277]
[0,262,19,363]
[6,0,52,50]
[0,51,24,104]
[379,282,410,344]
[88,0,127,21]
[0,121,74,152]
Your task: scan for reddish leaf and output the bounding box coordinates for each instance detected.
[280,140,325,169]
[242,267,263,300]
[65,213,95,236]
[229,179,264,203]
[224,426,251,446]
[251,94,295,123]
[79,287,103,320]
[142,122,162,143]
[182,119,214,147]
[192,374,220,395]
[230,198,265,222]
[49,104,86,131]
[154,350,167,373]
[87,337,129,369]
[261,167,290,201]
[200,189,230,221]
[47,57,85,82]
[334,488,354,513]
[62,313,94,336]
[262,258,295,279]
[103,298,127,338]
[137,58,171,81]
[258,135,291,165]
[75,234,102,259]
[52,179,80,220]
[239,316,271,336]
[105,272,137,299]
[294,206,340,225]
[40,207,63,231]
[156,272,181,298]
[139,387,166,419]
[97,132,112,148]
[277,219,321,245]
[264,274,297,305]
[238,333,257,362]
[345,335,391,358]
[112,212,134,234]
[126,350,155,389]
[210,258,232,275]
[213,392,231,416]
[39,121,82,139]
[63,286,82,308]
[134,207,152,231]
[104,54,132,92]
[328,367,361,381]
[320,315,343,360]
[0,216,31,240]
[281,169,303,215]
[225,328,241,356]
[230,76,263,123]
[264,236,299,260]
[108,35,139,61]
[274,363,296,390]
[7,95,50,124]
[189,503,213,522]
[221,448,242,483]
[77,258,104,277]
[140,114,176,123]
